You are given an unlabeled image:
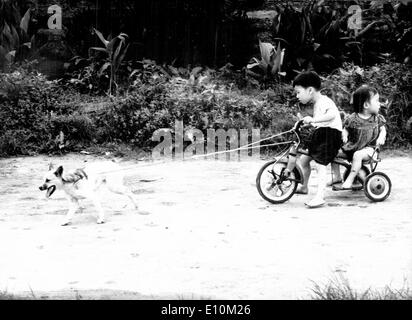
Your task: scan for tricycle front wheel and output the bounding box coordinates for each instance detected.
[256,160,300,204]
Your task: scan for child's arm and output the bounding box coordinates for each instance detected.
[302,107,337,125]
[376,126,387,146]
[342,128,349,144]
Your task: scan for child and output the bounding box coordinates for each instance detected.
[292,71,343,208]
[333,85,387,191]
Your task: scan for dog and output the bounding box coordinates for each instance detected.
[39,162,138,226]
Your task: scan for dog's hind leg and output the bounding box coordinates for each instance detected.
[107,185,139,210]
[90,194,105,224]
[62,198,80,226]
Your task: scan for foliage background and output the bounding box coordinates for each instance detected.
[1,60,411,157]
[0,0,411,157]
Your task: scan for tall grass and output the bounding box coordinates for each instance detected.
[0,291,26,300]
[309,275,412,300]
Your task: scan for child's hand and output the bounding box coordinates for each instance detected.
[342,129,348,144]
[376,136,386,146]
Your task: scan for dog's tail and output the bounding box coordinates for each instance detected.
[76,168,88,180]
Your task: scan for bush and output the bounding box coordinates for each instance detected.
[1,60,410,157]
[94,82,171,146]
[92,76,299,150]
[0,68,95,156]
[0,70,54,155]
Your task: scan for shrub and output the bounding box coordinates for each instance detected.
[0,70,54,155]
[93,82,172,146]
[91,75,299,151]
[0,68,95,155]
[1,60,410,157]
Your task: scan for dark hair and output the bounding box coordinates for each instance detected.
[352,85,378,113]
[292,71,321,91]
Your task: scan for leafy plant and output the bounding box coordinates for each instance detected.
[0,0,33,71]
[246,40,286,80]
[271,0,412,75]
[0,67,95,156]
[65,56,109,94]
[89,28,130,95]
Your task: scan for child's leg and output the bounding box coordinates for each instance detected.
[342,147,374,188]
[285,146,298,173]
[306,163,327,207]
[296,155,312,194]
[328,162,342,185]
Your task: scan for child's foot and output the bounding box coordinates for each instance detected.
[296,186,308,195]
[305,197,326,208]
[351,182,363,191]
[326,179,343,187]
[332,183,353,191]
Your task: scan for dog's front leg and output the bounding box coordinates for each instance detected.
[62,198,79,226]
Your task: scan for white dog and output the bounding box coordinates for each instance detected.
[39,162,138,226]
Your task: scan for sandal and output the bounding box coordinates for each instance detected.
[296,187,308,195]
[332,184,353,191]
[327,179,343,187]
[305,198,326,208]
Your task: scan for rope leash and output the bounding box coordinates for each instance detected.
[97,129,295,174]
[189,129,293,159]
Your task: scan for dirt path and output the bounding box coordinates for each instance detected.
[0,153,411,299]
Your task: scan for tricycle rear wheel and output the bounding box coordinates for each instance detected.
[364,172,391,202]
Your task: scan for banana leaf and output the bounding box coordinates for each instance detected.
[259,40,274,70]
[0,45,7,66]
[107,33,128,60]
[89,47,108,58]
[99,62,111,77]
[20,8,30,34]
[1,22,13,52]
[271,42,283,75]
[113,42,129,73]
[10,24,19,49]
[5,49,15,62]
[93,28,109,48]
[246,57,260,70]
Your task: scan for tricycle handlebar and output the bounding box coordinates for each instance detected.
[292,120,305,133]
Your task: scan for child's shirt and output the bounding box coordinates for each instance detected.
[313,95,343,132]
[342,113,387,152]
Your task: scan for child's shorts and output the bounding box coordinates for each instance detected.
[342,149,355,162]
[306,127,343,165]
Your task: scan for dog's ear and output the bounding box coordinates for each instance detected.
[48,162,54,171]
[54,166,63,177]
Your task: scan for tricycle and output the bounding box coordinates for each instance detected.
[256,120,392,204]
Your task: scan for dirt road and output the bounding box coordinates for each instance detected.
[0,152,411,299]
